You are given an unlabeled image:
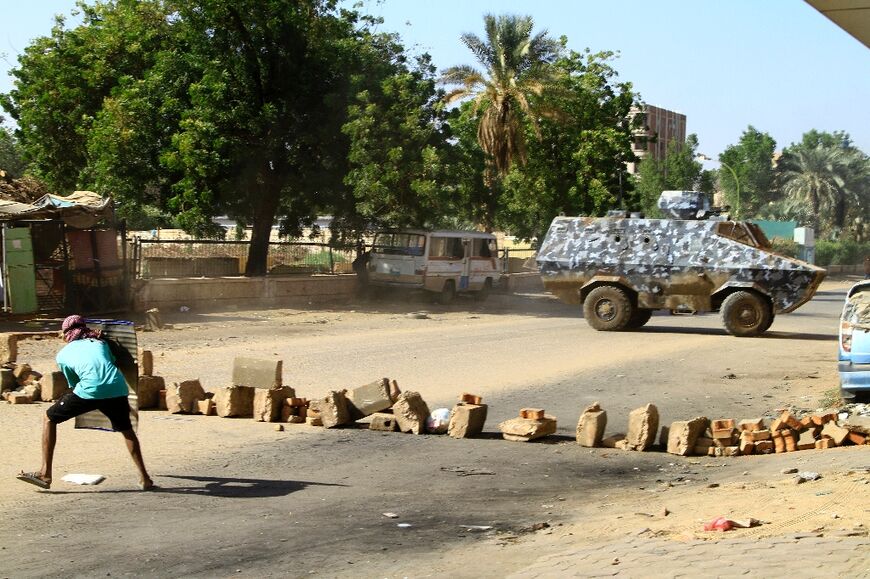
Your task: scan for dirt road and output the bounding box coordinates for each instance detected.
[1,278,868,577]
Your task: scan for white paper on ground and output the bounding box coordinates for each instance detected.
[61,473,106,485]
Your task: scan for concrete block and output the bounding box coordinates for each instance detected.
[448,403,488,439]
[141,350,154,376]
[197,398,215,416]
[0,368,16,392]
[601,434,626,448]
[576,402,607,447]
[369,412,398,432]
[0,333,18,364]
[13,363,36,386]
[797,429,817,450]
[615,439,633,451]
[739,437,755,455]
[667,416,708,456]
[137,375,165,409]
[626,404,659,451]
[232,357,282,389]
[22,383,41,401]
[821,422,850,446]
[499,416,557,442]
[165,379,207,414]
[41,371,69,402]
[346,378,392,420]
[306,415,323,426]
[318,390,350,428]
[738,418,765,432]
[392,391,430,434]
[253,386,295,422]
[693,436,714,456]
[8,392,31,404]
[214,385,256,417]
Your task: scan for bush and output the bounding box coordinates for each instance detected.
[815,239,870,266]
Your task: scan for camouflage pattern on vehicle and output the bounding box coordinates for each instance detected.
[536,193,826,337]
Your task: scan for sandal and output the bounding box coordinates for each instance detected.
[17,471,51,489]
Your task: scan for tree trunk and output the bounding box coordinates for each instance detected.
[245,186,281,277]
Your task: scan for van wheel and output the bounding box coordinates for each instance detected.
[721,291,771,337]
[439,280,456,305]
[583,285,633,331]
[626,308,653,329]
[474,278,493,302]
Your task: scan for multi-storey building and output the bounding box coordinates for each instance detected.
[626,104,686,174]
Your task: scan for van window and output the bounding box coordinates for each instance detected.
[472,238,496,258]
[372,233,426,256]
[430,236,465,259]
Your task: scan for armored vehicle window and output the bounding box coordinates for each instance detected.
[372,233,426,256]
[430,236,465,259]
[714,222,770,249]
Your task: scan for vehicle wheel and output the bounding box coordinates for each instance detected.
[583,285,634,331]
[438,280,456,305]
[721,291,772,337]
[626,307,653,329]
[760,312,775,333]
[474,278,493,302]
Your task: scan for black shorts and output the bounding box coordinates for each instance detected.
[46,392,132,432]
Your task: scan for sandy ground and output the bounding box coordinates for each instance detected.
[0,278,868,577]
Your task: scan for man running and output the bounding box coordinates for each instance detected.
[17,315,154,491]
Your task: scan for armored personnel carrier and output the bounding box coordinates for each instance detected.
[536,191,826,337]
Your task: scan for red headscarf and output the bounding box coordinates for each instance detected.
[61,315,102,343]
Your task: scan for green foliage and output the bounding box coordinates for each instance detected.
[341,54,455,231]
[496,49,638,239]
[633,133,704,216]
[777,131,870,239]
[1,1,172,193]
[441,14,562,229]
[0,125,28,178]
[815,239,870,266]
[718,126,777,218]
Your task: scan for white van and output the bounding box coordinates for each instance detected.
[368,230,500,303]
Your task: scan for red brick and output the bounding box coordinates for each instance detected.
[749,429,771,441]
[771,430,786,453]
[712,419,736,430]
[738,418,764,432]
[460,393,482,405]
[158,389,167,410]
[847,431,867,446]
[712,428,735,440]
[520,408,545,420]
[783,430,797,452]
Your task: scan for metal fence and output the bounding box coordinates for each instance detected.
[130,238,356,278]
[128,238,538,279]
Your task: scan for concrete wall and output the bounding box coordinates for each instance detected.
[133,275,357,312]
[133,272,547,312]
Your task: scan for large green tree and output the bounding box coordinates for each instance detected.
[441,13,561,229]
[718,126,776,218]
[340,53,456,233]
[495,49,638,239]
[777,131,870,238]
[1,1,172,193]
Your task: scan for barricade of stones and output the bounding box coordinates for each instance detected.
[3,346,867,454]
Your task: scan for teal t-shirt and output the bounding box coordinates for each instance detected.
[56,339,129,399]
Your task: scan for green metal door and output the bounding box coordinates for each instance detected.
[4,227,38,314]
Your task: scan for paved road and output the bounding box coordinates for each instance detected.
[3,282,864,577]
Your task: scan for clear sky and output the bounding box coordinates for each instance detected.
[2,0,869,162]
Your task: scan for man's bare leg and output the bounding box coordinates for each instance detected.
[120,429,153,489]
[39,413,56,485]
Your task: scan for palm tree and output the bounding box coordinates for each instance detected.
[777,145,844,233]
[778,144,870,237]
[441,14,561,228]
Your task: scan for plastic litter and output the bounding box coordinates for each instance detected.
[426,408,451,434]
[397,523,413,528]
[61,474,106,485]
[459,525,493,531]
[382,512,399,519]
